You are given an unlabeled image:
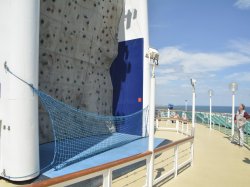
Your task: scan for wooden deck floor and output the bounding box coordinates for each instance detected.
[157,124,250,187]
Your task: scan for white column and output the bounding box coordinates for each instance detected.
[231,94,235,138]
[147,75,155,187]
[141,0,150,137]
[167,108,170,118]
[192,91,196,128]
[209,96,212,130]
[0,0,11,175]
[2,0,40,181]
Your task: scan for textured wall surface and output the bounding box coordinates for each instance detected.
[39,0,123,143]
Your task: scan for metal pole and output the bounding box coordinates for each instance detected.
[174,145,178,178]
[231,93,235,138]
[103,169,112,187]
[149,70,155,151]
[147,65,155,187]
[190,141,194,166]
[192,91,196,128]
[209,96,212,130]
[185,100,188,111]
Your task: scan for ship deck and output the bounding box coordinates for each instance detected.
[0,124,249,186]
[111,123,250,187]
[159,124,250,187]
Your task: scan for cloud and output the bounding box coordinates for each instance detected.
[155,40,250,106]
[180,84,189,88]
[229,40,250,55]
[159,46,250,74]
[156,75,179,85]
[226,72,250,82]
[159,47,186,65]
[157,68,176,74]
[234,0,250,9]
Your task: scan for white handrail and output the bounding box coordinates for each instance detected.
[30,135,194,187]
[156,117,193,136]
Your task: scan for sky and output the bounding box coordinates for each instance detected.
[148,0,250,107]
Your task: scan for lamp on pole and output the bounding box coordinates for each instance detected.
[185,100,188,111]
[229,82,238,140]
[191,79,196,129]
[208,89,214,130]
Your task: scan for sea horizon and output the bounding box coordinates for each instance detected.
[156,105,250,114]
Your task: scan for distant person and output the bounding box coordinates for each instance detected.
[173,113,179,119]
[233,104,250,146]
[182,112,187,120]
[171,111,176,118]
[181,112,188,124]
[170,112,178,123]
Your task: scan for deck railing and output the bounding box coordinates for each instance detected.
[156,117,193,137]
[157,109,250,147]
[153,136,194,185]
[29,126,194,187]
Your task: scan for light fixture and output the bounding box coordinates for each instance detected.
[146,48,159,65]
[208,89,213,97]
[190,78,196,92]
[229,82,238,94]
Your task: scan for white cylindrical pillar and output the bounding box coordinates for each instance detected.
[192,91,196,128]
[0,0,11,174]
[167,108,170,118]
[209,96,212,130]
[2,0,40,181]
[147,76,155,187]
[141,0,150,137]
[149,77,155,151]
[231,94,235,138]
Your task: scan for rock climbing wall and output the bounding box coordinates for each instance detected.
[39,0,123,143]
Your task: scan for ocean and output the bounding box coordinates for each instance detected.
[157,105,250,114]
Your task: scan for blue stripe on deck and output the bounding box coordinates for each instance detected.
[41,137,169,178]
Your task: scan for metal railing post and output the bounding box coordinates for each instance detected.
[176,119,179,133]
[146,154,154,187]
[190,140,194,166]
[103,169,112,187]
[174,145,178,178]
[156,118,159,129]
[181,121,184,134]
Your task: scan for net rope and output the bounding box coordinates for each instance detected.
[4,62,149,171]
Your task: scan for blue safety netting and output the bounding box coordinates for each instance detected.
[4,62,149,171]
[35,88,149,170]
